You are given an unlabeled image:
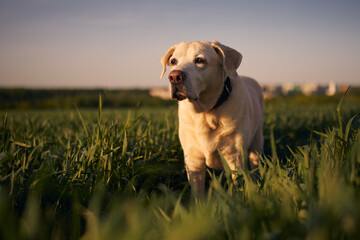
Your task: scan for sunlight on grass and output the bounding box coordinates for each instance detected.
[0,94,359,239]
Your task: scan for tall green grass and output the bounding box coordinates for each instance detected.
[0,95,359,239]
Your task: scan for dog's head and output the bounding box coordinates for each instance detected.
[160,41,242,102]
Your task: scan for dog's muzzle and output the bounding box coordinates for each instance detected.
[168,70,187,101]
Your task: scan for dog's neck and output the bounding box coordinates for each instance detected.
[210,76,232,111]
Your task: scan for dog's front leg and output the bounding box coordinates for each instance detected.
[184,153,206,198]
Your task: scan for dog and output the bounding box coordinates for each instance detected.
[160,41,263,197]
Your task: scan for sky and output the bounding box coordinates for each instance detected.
[0,0,359,88]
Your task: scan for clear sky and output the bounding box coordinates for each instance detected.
[0,0,359,88]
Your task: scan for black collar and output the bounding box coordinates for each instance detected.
[211,76,232,110]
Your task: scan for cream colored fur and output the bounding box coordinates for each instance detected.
[160,41,263,197]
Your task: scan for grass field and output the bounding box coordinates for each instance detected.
[1,93,360,239]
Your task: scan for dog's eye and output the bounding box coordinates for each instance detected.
[170,58,178,66]
[194,57,206,65]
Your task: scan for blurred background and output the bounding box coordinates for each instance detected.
[0,0,359,108]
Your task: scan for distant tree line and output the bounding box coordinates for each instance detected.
[1,87,359,110]
[0,88,176,109]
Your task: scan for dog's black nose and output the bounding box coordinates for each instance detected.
[168,70,185,84]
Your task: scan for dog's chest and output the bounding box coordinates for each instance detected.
[190,113,237,149]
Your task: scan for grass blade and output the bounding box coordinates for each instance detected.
[337,85,351,138]
[75,105,89,138]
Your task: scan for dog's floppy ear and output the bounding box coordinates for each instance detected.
[160,45,177,79]
[211,41,242,80]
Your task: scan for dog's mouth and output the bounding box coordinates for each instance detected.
[171,84,187,101]
[173,91,187,101]
[170,82,199,102]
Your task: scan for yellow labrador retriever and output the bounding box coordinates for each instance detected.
[160,41,263,197]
